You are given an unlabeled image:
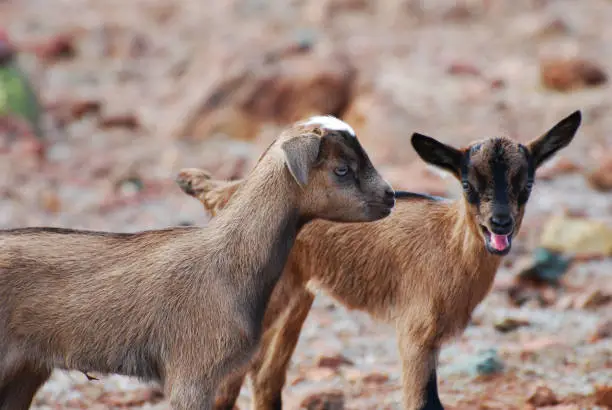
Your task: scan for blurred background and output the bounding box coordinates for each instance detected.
[1,0,611,408]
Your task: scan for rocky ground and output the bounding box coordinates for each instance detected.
[0,0,611,408]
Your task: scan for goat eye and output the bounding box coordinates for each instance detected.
[334,165,349,177]
[462,181,472,192]
[525,181,533,191]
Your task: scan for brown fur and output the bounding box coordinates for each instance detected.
[0,117,393,410]
[176,111,582,410]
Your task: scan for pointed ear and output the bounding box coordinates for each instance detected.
[411,133,463,178]
[528,110,581,168]
[175,168,213,197]
[281,134,321,187]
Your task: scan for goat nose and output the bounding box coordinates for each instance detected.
[490,214,513,233]
[383,188,395,207]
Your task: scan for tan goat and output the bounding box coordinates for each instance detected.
[0,116,394,410]
[176,111,582,410]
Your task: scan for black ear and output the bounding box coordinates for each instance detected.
[528,110,581,168]
[281,134,321,187]
[411,133,463,178]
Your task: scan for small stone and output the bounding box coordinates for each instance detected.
[361,372,389,385]
[540,215,612,257]
[526,385,559,407]
[573,289,612,309]
[34,32,78,63]
[299,390,345,410]
[70,99,102,121]
[494,317,530,333]
[589,319,612,342]
[541,58,607,92]
[39,189,61,214]
[447,62,482,77]
[474,349,504,376]
[316,354,354,369]
[99,113,140,130]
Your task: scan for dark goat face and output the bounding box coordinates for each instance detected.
[410,110,582,256]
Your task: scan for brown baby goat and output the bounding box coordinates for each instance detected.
[177,111,582,410]
[0,116,394,410]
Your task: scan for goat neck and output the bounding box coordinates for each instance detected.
[204,155,304,325]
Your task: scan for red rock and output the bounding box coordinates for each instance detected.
[361,372,389,385]
[172,46,355,141]
[447,62,482,77]
[541,58,607,92]
[316,353,354,369]
[99,113,140,130]
[526,385,559,407]
[71,99,102,121]
[299,390,344,410]
[595,385,612,407]
[490,78,506,89]
[33,32,77,63]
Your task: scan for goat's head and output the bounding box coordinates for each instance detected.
[181,116,394,223]
[411,110,581,256]
[272,115,395,222]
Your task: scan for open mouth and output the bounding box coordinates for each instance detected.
[480,225,512,255]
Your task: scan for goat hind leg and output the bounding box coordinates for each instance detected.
[0,367,51,410]
[214,370,246,410]
[250,290,314,410]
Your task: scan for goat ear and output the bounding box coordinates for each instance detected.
[411,133,463,178]
[175,168,213,197]
[527,110,581,168]
[281,134,321,187]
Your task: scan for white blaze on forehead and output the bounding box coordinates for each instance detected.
[302,115,356,137]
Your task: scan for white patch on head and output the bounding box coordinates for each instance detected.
[302,115,356,137]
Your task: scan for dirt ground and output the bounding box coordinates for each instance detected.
[0,0,611,409]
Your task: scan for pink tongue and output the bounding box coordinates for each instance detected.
[490,233,509,251]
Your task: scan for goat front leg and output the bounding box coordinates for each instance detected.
[166,376,217,410]
[0,367,51,410]
[250,289,315,410]
[397,327,443,410]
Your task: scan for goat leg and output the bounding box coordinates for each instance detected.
[166,376,217,410]
[214,370,246,410]
[250,289,314,410]
[397,326,443,410]
[0,367,51,410]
